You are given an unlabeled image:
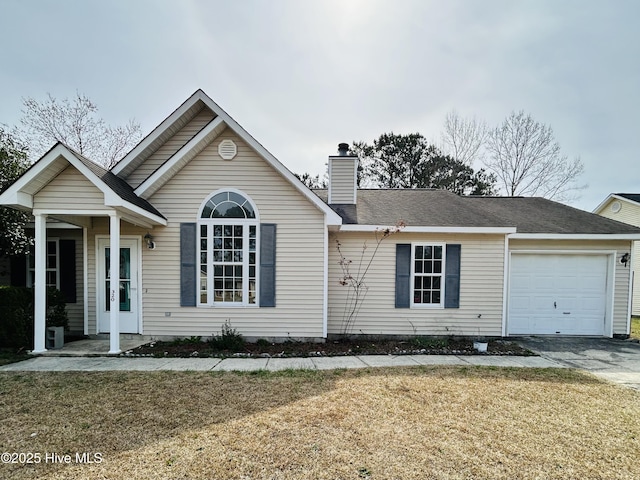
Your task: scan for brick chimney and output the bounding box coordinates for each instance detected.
[328,143,358,204]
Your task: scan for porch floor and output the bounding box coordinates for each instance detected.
[37,336,149,357]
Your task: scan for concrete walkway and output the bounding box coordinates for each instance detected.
[0,353,562,373]
[516,337,640,391]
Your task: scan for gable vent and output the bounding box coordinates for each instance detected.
[218,139,237,160]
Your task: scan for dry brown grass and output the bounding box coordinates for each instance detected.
[631,316,640,340]
[1,367,640,479]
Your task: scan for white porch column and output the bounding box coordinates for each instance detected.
[33,213,47,353]
[109,213,121,354]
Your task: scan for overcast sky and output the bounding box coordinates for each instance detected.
[1,0,638,211]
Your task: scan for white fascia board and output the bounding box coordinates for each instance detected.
[0,144,71,207]
[112,91,206,175]
[195,91,343,225]
[593,194,640,213]
[134,115,225,198]
[339,225,517,234]
[509,233,640,240]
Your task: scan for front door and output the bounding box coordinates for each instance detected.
[97,237,140,334]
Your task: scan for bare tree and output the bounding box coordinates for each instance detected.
[18,92,142,168]
[440,110,488,166]
[484,111,585,201]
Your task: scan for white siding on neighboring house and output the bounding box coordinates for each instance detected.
[33,166,104,211]
[509,239,632,335]
[125,109,216,189]
[597,198,640,316]
[327,232,507,337]
[123,130,327,339]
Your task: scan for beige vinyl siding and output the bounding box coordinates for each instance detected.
[509,239,632,335]
[125,109,216,188]
[328,232,507,337]
[597,198,640,316]
[329,158,356,204]
[122,130,327,339]
[33,166,104,210]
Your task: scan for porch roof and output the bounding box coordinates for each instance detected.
[0,143,167,227]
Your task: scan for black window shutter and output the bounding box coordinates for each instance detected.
[444,244,461,309]
[180,223,197,307]
[10,255,27,287]
[395,244,411,308]
[260,223,276,307]
[59,239,76,303]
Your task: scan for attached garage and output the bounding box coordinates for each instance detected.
[508,252,613,336]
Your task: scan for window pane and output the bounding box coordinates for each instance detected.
[249,226,256,238]
[249,252,255,265]
[224,225,232,237]
[424,246,432,259]
[213,225,222,236]
[234,237,242,249]
[212,192,227,205]
[235,266,242,277]
[432,291,441,304]
[433,277,441,289]
[201,202,213,218]
[424,262,432,274]
[48,241,57,254]
[47,255,56,269]
[414,277,422,289]
[433,261,442,274]
[243,204,255,218]
[415,246,423,259]
[228,191,246,206]
[234,225,243,237]
[422,291,431,304]
[224,265,233,276]
[214,265,223,276]
[233,251,243,262]
[434,246,443,259]
[415,260,422,274]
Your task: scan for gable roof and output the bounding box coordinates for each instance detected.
[0,143,166,226]
[315,189,640,236]
[113,89,342,225]
[593,193,640,214]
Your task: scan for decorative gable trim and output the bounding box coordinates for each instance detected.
[134,116,226,199]
[116,89,343,226]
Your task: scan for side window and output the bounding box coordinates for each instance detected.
[27,239,59,289]
[411,244,444,307]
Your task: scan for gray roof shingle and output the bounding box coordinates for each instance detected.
[314,189,640,234]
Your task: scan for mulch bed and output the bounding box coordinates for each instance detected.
[126,337,534,358]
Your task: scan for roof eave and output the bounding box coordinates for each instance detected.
[509,233,640,240]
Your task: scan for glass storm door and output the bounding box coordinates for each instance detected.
[98,238,140,334]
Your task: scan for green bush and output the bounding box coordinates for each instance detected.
[0,286,68,349]
[208,320,245,352]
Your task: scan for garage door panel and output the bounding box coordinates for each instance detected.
[508,254,608,336]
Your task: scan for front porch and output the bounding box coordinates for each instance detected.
[0,143,167,355]
[36,335,150,357]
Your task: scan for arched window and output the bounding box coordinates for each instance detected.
[198,190,258,306]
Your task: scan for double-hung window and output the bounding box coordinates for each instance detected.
[411,244,445,307]
[198,190,258,306]
[27,239,59,289]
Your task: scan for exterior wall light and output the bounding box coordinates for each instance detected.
[144,233,155,250]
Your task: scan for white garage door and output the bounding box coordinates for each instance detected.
[508,254,608,336]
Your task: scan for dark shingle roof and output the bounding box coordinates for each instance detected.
[314,189,640,234]
[67,147,165,219]
[617,193,640,204]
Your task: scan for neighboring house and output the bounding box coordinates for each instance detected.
[594,194,640,316]
[1,90,639,353]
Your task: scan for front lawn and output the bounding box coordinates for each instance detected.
[631,316,640,340]
[1,367,639,479]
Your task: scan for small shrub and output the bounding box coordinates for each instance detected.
[208,320,244,351]
[256,338,271,347]
[0,286,68,349]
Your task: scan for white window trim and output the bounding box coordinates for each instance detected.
[197,189,260,308]
[27,238,60,290]
[410,242,446,309]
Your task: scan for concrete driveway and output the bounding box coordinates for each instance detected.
[516,336,640,391]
